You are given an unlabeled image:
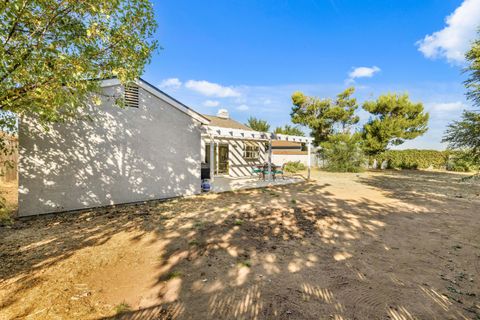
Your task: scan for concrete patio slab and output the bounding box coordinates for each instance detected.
[211,175,304,193]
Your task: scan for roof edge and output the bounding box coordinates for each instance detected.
[100,78,210,125]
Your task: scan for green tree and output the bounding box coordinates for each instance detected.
[442,111,480,167]
[274,124,305,136]
[0,0,158,123]
[290,87,359,145]
[246,117,270,132]
[465,29,480,108]
[441,31,480,170]
[320,133,365,173]
[362,93,429,156]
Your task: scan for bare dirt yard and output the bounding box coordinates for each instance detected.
[0,170,479,320]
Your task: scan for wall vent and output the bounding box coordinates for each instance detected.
[124,84,139,108]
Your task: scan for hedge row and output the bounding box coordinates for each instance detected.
[371,149,478,172]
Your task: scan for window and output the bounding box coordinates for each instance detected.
[244,143,260,160]
[124,84,139,108]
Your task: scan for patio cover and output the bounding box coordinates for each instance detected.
[201,126,314,183]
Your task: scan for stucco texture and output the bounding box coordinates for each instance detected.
[18,85,202,216]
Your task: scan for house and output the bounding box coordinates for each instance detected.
[19,78,209,216]
[271,140,310,166]
[19,79,312,217]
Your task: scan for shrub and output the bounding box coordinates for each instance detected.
[447,152,479,172]
[370,149,478,172]
[284,161,306,173]
[320,133,365,172]
[374,150,448,170]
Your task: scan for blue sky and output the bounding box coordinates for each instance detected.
[143,0,480,149]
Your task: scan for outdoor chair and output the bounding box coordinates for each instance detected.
[252,166,263,180]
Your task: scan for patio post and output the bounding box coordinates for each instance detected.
[216,142,219,175]
[209,137,215,186]
[307,141,311,180]
[267,139,272,181]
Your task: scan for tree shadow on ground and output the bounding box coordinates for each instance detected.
[1,176,478,320]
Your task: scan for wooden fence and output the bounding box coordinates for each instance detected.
[0,133,18,183]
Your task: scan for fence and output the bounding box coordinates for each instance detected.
[0,133,18,183]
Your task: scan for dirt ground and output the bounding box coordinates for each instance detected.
[0,170,479,320]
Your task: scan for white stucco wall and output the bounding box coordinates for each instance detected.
[19,84,202,216]
[272,154,310,166]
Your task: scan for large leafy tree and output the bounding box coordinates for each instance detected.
[362,93,429,156]
[245,117,270,132]
[290,87,359,145]
[274,124,305,136]
[0,0,158,123]
[442,111,480,165]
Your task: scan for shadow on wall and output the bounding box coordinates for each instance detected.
[18,85,202,216]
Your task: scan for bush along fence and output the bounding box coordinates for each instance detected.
[368,149,478,172]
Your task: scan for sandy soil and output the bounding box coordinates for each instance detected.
[0,170,479,320]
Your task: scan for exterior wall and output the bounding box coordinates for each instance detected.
[19,85,202,216]
[272,154,311,166]
[202,138,267,178]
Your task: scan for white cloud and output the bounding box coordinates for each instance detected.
[203,100,220,107]
[349,66,381,79]
[416,0,480,64]
[236,104,249,111]
[429,101,466,112]
[346,66,381,84]
[185,80,241,98]
[158,78,182,89]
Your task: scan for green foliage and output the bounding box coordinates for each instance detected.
[290,87,359,145]
[114,302,131,315]
[0,198,12,225]
[362,93,429,156]
[0,0,158,123]
[374,150,448,170]
[283,161,306,173]
[320,133,365,172]
[0,111,17,155]
[372,149,478,172]
[465,30,480,108]
[245,117,270,132]
[442,111,480,166]
[274,124,305,136]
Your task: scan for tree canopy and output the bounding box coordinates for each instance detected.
[290,87,359,145]
[465,29,480,108]
[0,0,158,123]
[442,111,480,165]
[362,93,429,155]
[245,117,270,132]
[274,124,305,136]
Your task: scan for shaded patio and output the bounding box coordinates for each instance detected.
[212,175,304,193]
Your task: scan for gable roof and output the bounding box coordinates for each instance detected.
[100,78,210,125]
[203,114,253,131]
